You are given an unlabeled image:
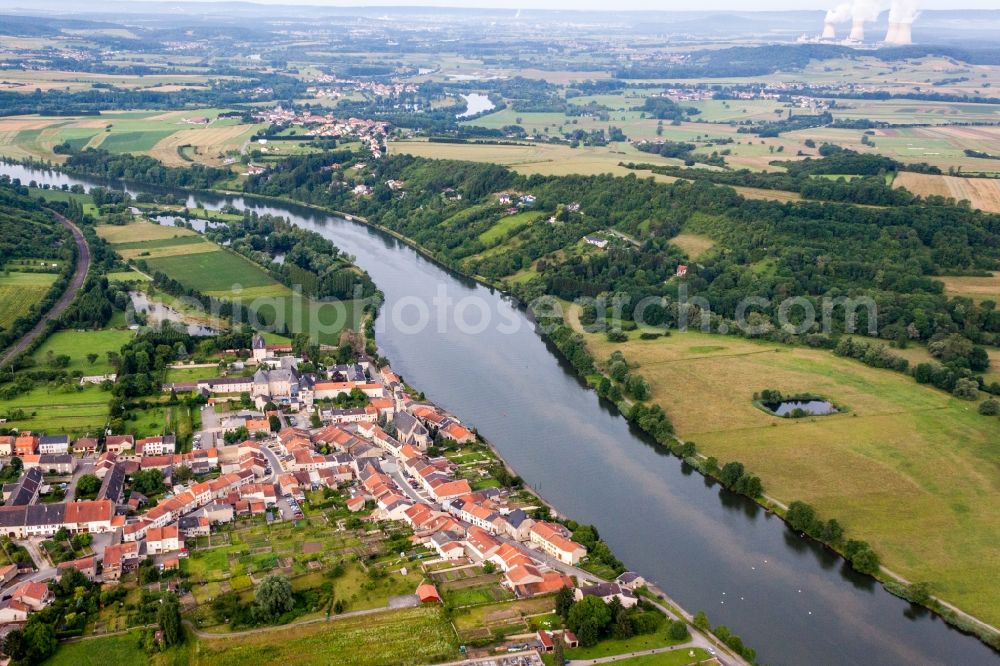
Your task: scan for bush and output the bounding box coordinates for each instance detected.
[667,620,689,641]
[978,399,999,416]
[952,377,979,400]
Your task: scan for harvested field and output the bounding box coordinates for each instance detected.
[937,272,1000,301]
[97,222,197,244]
[148,123,260,166]
[893,172,1000,213]
[668,233,715,259]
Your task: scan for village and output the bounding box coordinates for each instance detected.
[0,335,718,664]
[252,107,390,157]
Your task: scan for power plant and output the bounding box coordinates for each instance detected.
[822,3,851,39]
[816,0,919,45]
[883,0,919,45]
[848,0,882,42]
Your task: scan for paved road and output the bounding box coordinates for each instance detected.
[0,210,90,368]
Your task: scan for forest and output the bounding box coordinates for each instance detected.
[45,147,1000,369]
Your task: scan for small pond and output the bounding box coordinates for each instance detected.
[764,399,838,417]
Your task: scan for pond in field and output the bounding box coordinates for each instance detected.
[765,399,838,417]
[456,93,495,118]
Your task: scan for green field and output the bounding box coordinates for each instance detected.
[107,268,152,283]
[28,186,99,216]
[0,281,51,328]
[142,250,285,296]
[478,211,541,245]
[97,129,177,152]
[31,329,133,375]
[564,632,690,661]
[0,269,58,330]
[0,271,57,286]
[550,650,710,666]
[575,319,1000,625]
[1,383,110,435]
[192,607,457,666]
[45,632,152,666]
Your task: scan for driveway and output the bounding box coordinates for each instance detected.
[196,405,223,449]
[64,457,96,502]
[0,210,91,368]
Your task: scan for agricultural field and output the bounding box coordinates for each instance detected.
[191,606,458,666]
[450,595,555,644]
[893,172,1000,213]
[0,383,111,436]
[936,272,1000,301]
[0,109,259,166]
[44,631,186,666]
[0,68,225,93]
[389,138,683,179]
[573,319,1000,625]
[785,125,1000,175]
[28,186,100,216]
[0,270,55,329]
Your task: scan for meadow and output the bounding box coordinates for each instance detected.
[0,271,55,329]
[668,233,715,260]
[478,210,542,245]
[192,606,457,666]
[575,321,1000,625]
[30,329,133,375]
[1,383,111,435]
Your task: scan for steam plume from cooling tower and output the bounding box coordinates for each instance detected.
[849,0,882,41]
[822,3,851,39]
[884,0,919,44]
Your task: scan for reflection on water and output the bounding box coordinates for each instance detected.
[128,291,217,336]
[456,93,496,118]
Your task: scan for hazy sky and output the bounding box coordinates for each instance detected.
[131,0,998,8]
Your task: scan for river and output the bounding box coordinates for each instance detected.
[3,162,996,666]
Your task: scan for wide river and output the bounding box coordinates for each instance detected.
[3,163,997,666]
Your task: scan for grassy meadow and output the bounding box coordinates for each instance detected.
[192,607,457,666]
[1,383,111,435]
[31,329,133,375]
[576,323,1000,625]
[0,270,56,329]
